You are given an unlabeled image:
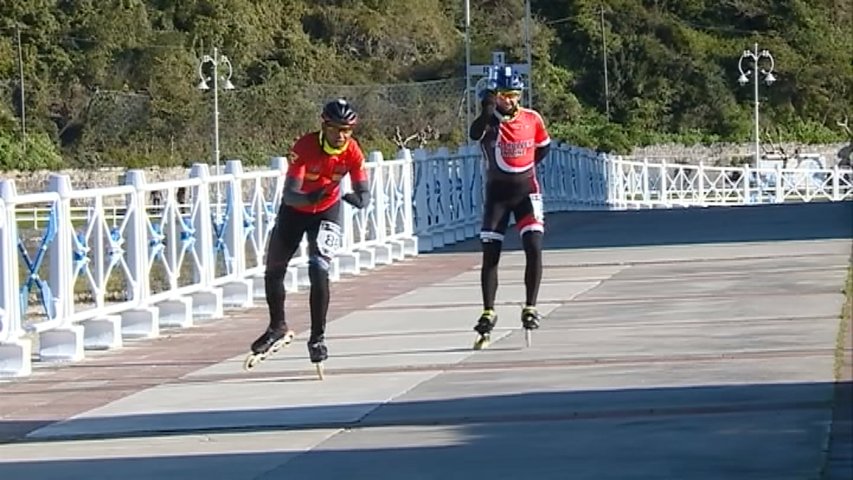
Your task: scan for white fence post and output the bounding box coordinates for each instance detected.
[44,174,84,362]
[397,148,419,255]
[188,163,224,320]
[121,170,159,338]
[0,192,32,377]
[222,160,253,308]
[412,148,433,252]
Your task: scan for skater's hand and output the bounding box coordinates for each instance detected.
[480,91,496,118]
[304,187,330,204]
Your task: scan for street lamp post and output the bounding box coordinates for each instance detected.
[197,47,235,220]
[738,42,776,168]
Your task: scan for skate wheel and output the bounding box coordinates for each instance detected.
[473,335,490,351]
[243,353,261,371]
[315,363,325,380]
[524,329,533,348]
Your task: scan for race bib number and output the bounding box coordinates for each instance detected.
[316,220,343,257]
[529,193,544,221]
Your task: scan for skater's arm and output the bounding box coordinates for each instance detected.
[282,176,328,207]
[534,143,551,164]
[533,110,551,164]
[469,93,496,141]
[342,179,370,209]
[282,142,329,207]
[342,144,371,209]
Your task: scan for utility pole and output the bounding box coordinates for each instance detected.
[464,0,472,142]
[15,25,26,146]
[600,5,611,121]
[523,0,534,108]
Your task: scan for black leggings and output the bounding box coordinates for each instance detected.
[479,178,545,311]
[264,202,341,343]
[481,231,543,310]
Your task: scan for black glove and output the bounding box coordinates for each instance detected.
[480,91,496,117]
[342,191,368,209]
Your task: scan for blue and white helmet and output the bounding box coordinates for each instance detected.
[478,66,525,99]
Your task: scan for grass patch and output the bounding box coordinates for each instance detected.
[834,263,852,381]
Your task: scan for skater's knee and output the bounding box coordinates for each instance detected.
[521,230,543,254]
[480,230,504,244]
[264,266,287,283]
[308,255,331,283]
[481,240,502,268]
[308,254,330,272]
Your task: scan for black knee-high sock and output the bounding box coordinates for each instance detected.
[481,241,502,310]
[308,261,330,343]
[264,268,288,331]
[522,231,543,307]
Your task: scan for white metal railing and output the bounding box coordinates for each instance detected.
[1,143,851,377]
[607,158,853,208]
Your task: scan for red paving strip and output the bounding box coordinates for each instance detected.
[0,251,481,442]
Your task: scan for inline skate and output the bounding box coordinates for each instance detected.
[243,328,295,371]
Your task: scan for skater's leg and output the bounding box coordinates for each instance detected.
[514,190,545,329]
[479,189,511,321]
[307,255,331,343]
[263,207,306,332]
[480,239,502,314]
[521,230,543,308]
[305,204,342,351]
[306,252,332,364]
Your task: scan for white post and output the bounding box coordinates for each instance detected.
[399,149,415,238]
[0,194,22,342]
[832,165,840,201]
[224,160,246,277]
[189,164,217,286]
[188,163,224,319]
[43,174,84,362]
[124,170,150,304]
[752,43,760,169]
[121,170,160,338]
[0,191,31,377]
[47,174,74,323]
[412,148,431,251]
[775,164,784,203]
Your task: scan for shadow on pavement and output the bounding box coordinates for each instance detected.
[425,201,853,253]
[0,381,849,479]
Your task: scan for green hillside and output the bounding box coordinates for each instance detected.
[1,0,851,170]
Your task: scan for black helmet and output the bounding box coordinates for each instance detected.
[322,98,358,125]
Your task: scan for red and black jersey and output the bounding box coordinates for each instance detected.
[478,108,550,178]
[286,132,368,213]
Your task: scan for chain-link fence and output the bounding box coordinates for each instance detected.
[2,74,468,169]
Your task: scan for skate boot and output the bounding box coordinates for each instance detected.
[472,310,497,350]
[521,306,542,347]
[308,340,328,380]
[243,327,295,371]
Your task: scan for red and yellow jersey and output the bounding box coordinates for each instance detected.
[479,108,550,175]
[286,132,368,213]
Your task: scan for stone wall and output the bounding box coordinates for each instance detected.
[3,165,272,194]
[2,141,850,194]
[627,142,848,167]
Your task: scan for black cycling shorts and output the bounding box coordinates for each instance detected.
[265,201,343,270]
[480,177,544,242]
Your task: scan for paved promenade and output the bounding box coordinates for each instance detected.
[1,201,851,480]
